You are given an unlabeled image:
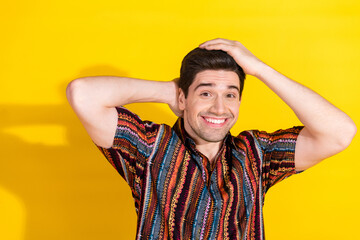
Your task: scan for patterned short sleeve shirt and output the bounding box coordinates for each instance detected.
[96,107,304,240]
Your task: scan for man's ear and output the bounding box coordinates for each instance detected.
[178,89,186,111]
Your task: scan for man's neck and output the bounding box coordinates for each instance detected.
[175,118,227,163]
[195,141,223,163]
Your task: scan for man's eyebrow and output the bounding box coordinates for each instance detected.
[194,83,214,91]
[194,83,240,92]
[228,85,240,92]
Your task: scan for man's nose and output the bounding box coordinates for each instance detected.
[210,96,226,115]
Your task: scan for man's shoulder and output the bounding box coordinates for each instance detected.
[113,106,177,142]
[114,106,164,127]
[232,126,304,146]
[235,126,303,138]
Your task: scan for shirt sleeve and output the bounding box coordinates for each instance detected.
[251,126,304,193]
[94,106,160,195]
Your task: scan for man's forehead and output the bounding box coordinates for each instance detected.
[191,70,240,89]
[194,82,240,93]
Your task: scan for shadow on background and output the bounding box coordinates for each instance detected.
[0,65,177,239]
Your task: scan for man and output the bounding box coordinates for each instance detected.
[66,38,356,239]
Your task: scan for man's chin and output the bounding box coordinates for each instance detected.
[198,132,229,143]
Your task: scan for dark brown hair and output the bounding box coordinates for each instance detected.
[179,48,246,97]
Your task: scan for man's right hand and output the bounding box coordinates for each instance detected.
[168,78,183,117]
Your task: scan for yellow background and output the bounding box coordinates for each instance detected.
[1,0,359,239]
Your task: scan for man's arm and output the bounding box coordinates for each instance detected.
[66,76,180,148]
[200,38,357,171]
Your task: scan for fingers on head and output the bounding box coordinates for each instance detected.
[201,43,231,52]
[200,38,233,46]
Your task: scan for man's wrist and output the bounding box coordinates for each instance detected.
[252,62,273,79]
[155,81,176,105]
[166,80,178,106]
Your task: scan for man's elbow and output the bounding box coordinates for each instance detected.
[335,118,357,151]
[66,78,87,107]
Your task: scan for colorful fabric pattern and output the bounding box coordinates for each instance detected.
[96,107,304,240]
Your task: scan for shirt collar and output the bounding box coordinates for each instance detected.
[172,117,235,152]
[173,117,235,184]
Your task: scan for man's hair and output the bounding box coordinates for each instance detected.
[179,48,246,98]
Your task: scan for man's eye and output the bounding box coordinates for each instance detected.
[201,92,211,97]
[227,93,236,98]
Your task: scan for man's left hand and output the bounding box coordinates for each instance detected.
[199,38,264,77]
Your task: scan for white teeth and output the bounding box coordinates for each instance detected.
[205,118,225,124]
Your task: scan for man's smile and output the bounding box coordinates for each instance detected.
[201,116,229,127]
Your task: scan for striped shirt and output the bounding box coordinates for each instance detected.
[96,107,304,240]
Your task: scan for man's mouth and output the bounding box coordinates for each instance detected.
[202,116,227,126]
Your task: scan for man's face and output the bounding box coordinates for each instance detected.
[178,70,241,145]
